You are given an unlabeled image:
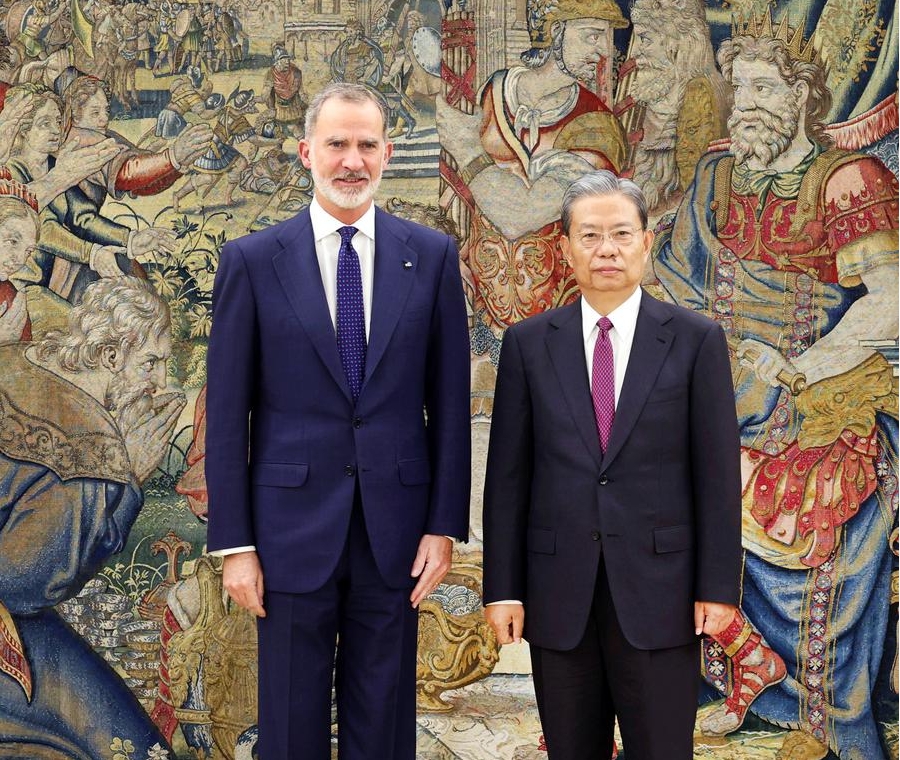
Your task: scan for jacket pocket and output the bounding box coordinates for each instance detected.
[398,458,431,485]
[646,385,688,404]
[527,527,556,555]
[251,462,309,487]
[653,524,693,553]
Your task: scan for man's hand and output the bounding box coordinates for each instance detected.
[129,227,177,259]
[0,292,28,345]
[435,95,483,166]
[694,601,737,637]
[0,90,35,164]
[92,245,127,277]
[222,551,266,617]
[123,392,186,483]
[736,339,797,387]
[53,135,124,185]
[484,603,525,645]
[170,123,213,169]
[409,534,452,608]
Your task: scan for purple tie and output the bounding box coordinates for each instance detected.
[336,225,366,402]
[591,317,615,452]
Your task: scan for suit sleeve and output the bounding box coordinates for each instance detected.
[690,322,742,604]
[205,241,259,552]
[482,326,533,604]
[423,235,472,540]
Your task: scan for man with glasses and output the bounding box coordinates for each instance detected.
[482,169,742,759]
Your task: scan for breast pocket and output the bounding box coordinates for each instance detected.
[405,307,430,323]
[646,384,688,404]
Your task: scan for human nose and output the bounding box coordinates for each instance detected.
[733,86,753,111]
[342,147,364,171]
[151,361,167,390]
[591,232,620,252]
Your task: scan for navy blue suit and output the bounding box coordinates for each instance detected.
[483,292,741,758]
[205,206,471,758]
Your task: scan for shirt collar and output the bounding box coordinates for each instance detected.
[309,197,376,243]
[580,287,643,343]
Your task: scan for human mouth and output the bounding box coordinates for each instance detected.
[335,174,368,187]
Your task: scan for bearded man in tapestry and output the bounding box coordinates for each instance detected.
[0,276,185,757]
[654,14,898,760]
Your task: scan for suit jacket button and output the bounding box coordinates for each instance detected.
[598,475,609,485]
[353,417,362,428]
[345,465,356,477]
[591,531,601,541]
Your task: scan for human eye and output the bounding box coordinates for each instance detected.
[612,230,634,244]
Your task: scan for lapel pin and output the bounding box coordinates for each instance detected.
[402,260,413,269]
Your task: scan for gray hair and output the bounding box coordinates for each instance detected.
[561,170,649,234]
[303,82,389,139]
[36,276,170,373]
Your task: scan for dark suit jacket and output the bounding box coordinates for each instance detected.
[483,291,741,651]
[205,206,471,592]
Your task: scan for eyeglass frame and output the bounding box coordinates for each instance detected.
[571,226,645,250]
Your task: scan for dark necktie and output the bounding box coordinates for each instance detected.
[592,317,615,452]
[336,225,366,402]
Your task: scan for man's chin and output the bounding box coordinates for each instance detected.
[320,184,378,211]
[112,391,154,433]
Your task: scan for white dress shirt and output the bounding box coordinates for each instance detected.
[310,197,376,337]
[489,286,643,606]
[209,199,377,558]
[579,286,643,408]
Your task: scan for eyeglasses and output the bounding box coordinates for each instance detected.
[576,228,643,249]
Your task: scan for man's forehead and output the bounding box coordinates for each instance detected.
[567,17,610,32]
[732,56,786,80]
[573,193,642,220]
[137,331,172,355]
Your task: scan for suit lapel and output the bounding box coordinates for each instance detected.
[600,293,674,472]
[546,300,602,469]
[362,208,417,390]
[272,210,352,401]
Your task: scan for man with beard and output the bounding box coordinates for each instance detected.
[653,14,898,760]
[205,82,470,759]
[0,276,186,757]
[436,0,627,397]
[623,0,730,212]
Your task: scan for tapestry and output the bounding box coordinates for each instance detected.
[0,0,896,756]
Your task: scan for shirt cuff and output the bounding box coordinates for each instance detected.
[486,600,522,605]
[208,545,256,557]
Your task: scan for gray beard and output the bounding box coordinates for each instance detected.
[631,64,676,106]
[106,372,154,436]
[553,45,597,90]
[632,146,679,209]
[728,103,800,167]
[312,167,380,211]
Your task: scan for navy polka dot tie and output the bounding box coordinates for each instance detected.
[592,317,615,452]
[336,225,366,402]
